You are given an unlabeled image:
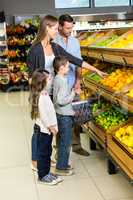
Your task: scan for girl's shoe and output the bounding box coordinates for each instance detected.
[50,173,63,183]
[39,173,58,186]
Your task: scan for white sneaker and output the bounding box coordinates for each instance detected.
[50,173,63,183]
[38,173,58,186]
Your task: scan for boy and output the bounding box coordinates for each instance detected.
[53,56,80,176]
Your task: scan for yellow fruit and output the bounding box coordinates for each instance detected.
[115,125,133,149]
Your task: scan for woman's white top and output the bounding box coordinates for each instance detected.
[36,90,58,134]
[45,54,55,95]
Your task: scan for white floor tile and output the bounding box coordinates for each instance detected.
[93,174,133,200]
[37,177,104,200]
[81,155,109,177]
[0,166,38,200]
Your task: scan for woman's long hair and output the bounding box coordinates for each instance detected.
[29,70,48,120]
[33,15,58,45]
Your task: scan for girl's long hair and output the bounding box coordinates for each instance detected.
[33,15,58,45]
[29,70,48,120]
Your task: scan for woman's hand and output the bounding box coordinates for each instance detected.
[96,69,108,78]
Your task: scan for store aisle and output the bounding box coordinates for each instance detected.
[0,92,132,200]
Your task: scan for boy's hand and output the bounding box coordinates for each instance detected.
[74,88,81,95]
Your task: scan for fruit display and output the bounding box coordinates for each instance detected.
[115,125,133,150]
[6,25,25,35]
[94,106,128,131]
[94,34,119,47]
[5,19,37,89]
[91,99,109,114]
[85,72,102,83]
[107,31,133,48]
[100,68,133,91]
[80,31,105,46]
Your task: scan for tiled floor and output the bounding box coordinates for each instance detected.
[0,92,132,200]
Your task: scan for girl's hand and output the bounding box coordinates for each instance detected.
[48,126,58,136]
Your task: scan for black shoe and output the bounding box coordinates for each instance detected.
[73,148,90,156]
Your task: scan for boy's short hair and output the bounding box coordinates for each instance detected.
[53,56,68,73]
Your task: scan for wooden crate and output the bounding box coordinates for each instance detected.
[89,121,107,148]
[107,134,133,180]
[107,120,133,180]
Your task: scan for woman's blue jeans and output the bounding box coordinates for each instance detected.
[56,114,73,169]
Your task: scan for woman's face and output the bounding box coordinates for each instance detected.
[47,23,59,39]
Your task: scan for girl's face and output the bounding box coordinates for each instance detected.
[47,23,59,39]
[63,61,69,75]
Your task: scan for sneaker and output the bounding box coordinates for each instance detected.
[39,173,58,186]
[50,173,63,183]
[66,165,74,170]
[55,168,74,176]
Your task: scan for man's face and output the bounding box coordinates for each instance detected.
[59,21,74,38]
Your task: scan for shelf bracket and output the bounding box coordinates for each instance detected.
[122,57,127,67]
[100,54,104,62]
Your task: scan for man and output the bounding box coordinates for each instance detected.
[54,14,89,156]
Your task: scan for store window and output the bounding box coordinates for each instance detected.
[95,0,129,7]
[55,0,90,8]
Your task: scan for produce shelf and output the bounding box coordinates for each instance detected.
[83,78,133,113]
[81,46,133,67]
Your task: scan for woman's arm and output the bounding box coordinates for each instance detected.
[53,43,107,77]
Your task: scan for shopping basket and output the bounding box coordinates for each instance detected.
[72,98,93,125]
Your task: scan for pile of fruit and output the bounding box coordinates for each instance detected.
[107,32,133,48]
[100,68,133,91]
[84,72,102,83]
[91,100,109,114]
[127,89,133,98]
[80,32,105,46]
[7,25,25,35]
[95,34,118,47]
[94,107,128,130]
[115,125,133,150]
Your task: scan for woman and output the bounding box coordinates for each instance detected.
[27,15,106,170]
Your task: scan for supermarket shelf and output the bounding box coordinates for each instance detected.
[83,78,133,113]
[81,46,133,67]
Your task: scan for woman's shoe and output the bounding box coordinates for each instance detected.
[55,168,74,176]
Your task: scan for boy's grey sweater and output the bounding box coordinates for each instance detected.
[53,74,75,116]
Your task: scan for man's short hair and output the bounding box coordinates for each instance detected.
[59,14,74,26]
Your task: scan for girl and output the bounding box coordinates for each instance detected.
[29,69,63,185]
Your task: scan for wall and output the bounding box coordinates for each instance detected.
[1,0,133,16]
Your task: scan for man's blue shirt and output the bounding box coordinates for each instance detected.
[54,33,82,89]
